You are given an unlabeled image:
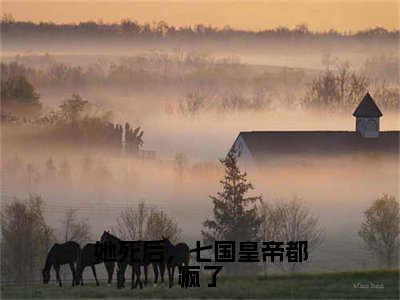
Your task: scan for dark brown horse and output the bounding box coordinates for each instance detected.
[162,237,190,288]
[100,231,142,289]
[76,243,115,286]
[42,241,81,287]
[100,231,162,289]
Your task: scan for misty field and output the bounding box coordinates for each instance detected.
[1,13,399,296]
[1,270,398,299]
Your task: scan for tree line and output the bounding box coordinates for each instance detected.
[1,54,399,116]
[2,15,399,41]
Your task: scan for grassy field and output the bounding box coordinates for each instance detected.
[1,270,398,299]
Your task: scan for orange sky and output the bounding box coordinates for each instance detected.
[1,1,399,31]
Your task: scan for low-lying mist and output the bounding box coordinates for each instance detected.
[2,141,398,272]
[1,34,399,274]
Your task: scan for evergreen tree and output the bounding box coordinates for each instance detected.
[202,149,263,245]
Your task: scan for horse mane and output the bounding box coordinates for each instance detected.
[162,237,175,250]
[101,231,121,242]
[43,251,54,271]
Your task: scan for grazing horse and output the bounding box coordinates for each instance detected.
[42,241,81,287]
[162,237,190,288]
[100,231,162,289]
[76,243,115,286]
[100,231,142,289]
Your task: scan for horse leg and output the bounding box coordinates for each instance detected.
[160,263,165,283]
[131,265,135,289]
[77,265,84,286]
[153,263,159,285]
[136,265,143,289]
[167,265,173,288]
[171,265,176,288]
[91,265,99,286]
[69,262,76,287]
[143,264,148,286]
[117,263,127,289]
[105,262,114,286]
[121,264,126,288]
[80,267,84,286]
[54,264,62,287]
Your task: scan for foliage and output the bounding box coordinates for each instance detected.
[59,94,89,122]
[0,195,54,284]
[0,74,41,115]
[202,149,263,273]
[359,194,399,268]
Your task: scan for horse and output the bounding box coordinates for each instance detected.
[100,231,141,289]
[100,231,162,289]
[42,241,81,287]
[161,237,190,288]
[76,243,115,286]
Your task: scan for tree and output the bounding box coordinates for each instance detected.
[145,207,181,242]
[202,149,263,272]
[60,209,91,245]
[0,75,41,115]
[359,194,399,268]
[117,201,148,240]
[262,197,323,272]
[124,123,144,154]
[1,195,54,284]
[45,157,57,180]
[305,62,368,110]
[174,152,187,181]
[116,201,181,242]
[59,93,88,122]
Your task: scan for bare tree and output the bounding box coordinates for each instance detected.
[60,208,91,245]
[305,62,368,110]
[116,201,148,240]
[359,194,399,268]
[116,201,181,242]
[262,197,323,272]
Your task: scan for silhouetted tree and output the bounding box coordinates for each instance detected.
[60,209,91,245]
[359,194,399,268]
[1,75,41,115]
[202,149,263,273]
[174,153,187,180]
[125,123,144,154]
[1,195,54,283]
[59,94,88,122]
[116,201,181,242]
[305,63,368,110]
[261,197,323,272]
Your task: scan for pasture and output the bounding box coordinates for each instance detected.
[1,270,398,299]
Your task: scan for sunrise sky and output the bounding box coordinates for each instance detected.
[1,0,399,32]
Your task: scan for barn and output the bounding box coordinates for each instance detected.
[230,93,399,167]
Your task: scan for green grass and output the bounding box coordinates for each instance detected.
[1,269,398,299]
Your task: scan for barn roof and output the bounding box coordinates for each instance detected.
[353,93,383,117]
[235,131,399,162]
